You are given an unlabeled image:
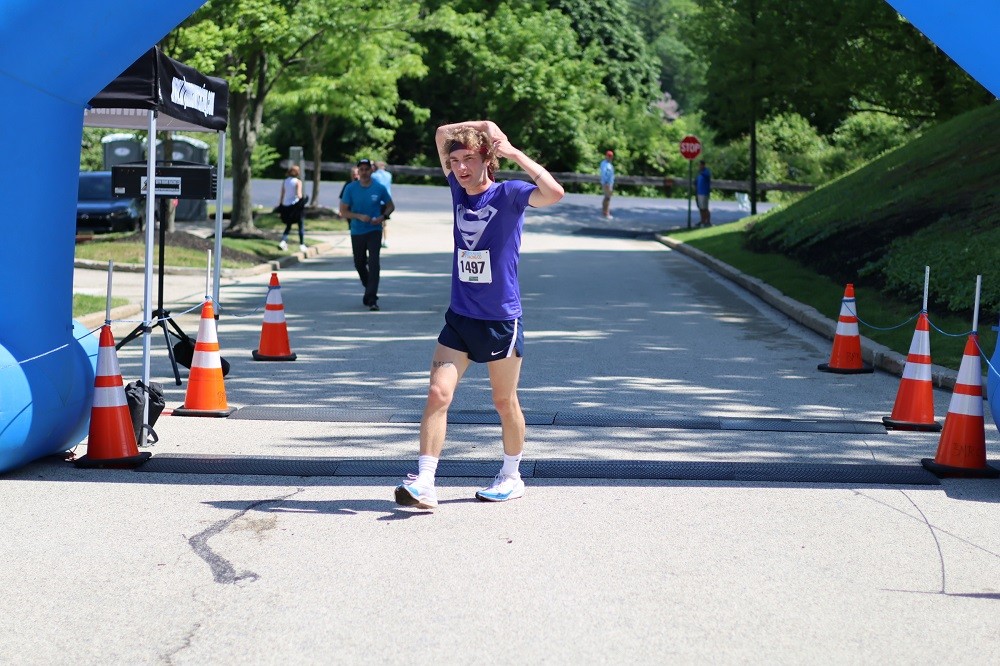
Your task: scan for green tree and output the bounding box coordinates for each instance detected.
[629,0,705,112]
[270,7,429,207]
[551,0,661,103]
[473,4,605,170]
[396,1,676,175]
[691,0,992,141]
[167,0,426,235]
[397,2,605,171]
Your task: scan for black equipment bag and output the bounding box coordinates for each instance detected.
[125,380,165,446]
[172,334,230,376]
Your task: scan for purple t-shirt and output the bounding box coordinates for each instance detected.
[447,172,535,320]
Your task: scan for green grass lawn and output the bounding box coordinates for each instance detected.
[72,213,347,317]
[671,220,997,371]
[73,294,128,319]
[249,211,349,233]
[75,233,287,269]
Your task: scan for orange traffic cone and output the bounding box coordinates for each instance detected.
[75,325,152,468]
[818,283,874,374]
[883,312,941,431]
[173,300,237,417]
[252,272,297,361]
[921,334,998,478]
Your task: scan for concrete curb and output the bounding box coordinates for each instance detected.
[656,233,961,391]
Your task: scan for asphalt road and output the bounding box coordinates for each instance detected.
[227,177,771,227]
[9,184,1000,663]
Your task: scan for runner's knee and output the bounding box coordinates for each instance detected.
[492,393,520,418]
[426,382,454,410]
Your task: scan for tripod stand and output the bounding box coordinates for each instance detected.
[116,213,195,386]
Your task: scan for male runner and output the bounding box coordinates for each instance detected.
[394,120,564,509]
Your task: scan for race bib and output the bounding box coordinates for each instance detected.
[457,249,492,284]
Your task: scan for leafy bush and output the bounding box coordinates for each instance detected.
[758,113,831,184]
[709,113,833,204]
[825,111,915,175]
[744,103,1000,321]
[80,128,106,171]
[861,215,1000,317]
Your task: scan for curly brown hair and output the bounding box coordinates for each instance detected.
[443,127,499,178]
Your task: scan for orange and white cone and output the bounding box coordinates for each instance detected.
[173,300,237,417]
[252,272,297,361]
[921,334,998,478]
[818,283,874,374]
[75,325,152,468]
[883,312,941,431]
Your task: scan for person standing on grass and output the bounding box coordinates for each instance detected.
[696,160,712,227]
[339,158,393,311]
[393,120,564,510]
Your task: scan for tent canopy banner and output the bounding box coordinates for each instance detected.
[84,48,228,132]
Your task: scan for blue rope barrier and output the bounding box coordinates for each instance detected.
[842,302,918,332]
[925,318,975,338]
[212,288,270,319]
[973,337,1000,379]
[844,298,980,339]
[0,324,103,371]
[1,289,268,371]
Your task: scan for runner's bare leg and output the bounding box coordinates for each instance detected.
[419,344,470,457]
[487,355,525,456]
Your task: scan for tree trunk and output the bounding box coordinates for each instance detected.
[308,114,329,207]
[226,91,260,235]
[158,197,176,233]
[159,133,176,233]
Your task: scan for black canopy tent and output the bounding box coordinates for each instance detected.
[83,47,229,428]
[85,47,229,132]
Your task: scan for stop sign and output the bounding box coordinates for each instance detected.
[679,135,702,160]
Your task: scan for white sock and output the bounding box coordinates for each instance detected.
[417,455,438,484]
[501,453,522,478]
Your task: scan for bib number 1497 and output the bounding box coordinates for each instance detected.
[458,249,493,284]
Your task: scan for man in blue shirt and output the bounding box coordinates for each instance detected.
[599,150,615,219]
[393,120,564,510]
[339,158,393,311]
[696,160,712,227]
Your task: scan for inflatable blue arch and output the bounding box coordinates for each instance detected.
[0,1,206,472]
[0,1,997,472]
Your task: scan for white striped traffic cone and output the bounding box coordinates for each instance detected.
[922,334,998,477]
[818,283,874,374]
[252,272,297,361]
[75,325,152,468]
[173,300,237,417]
[883,312,941,431]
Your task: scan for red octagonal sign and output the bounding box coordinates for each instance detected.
[679,135,702,160]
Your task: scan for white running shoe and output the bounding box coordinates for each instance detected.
[299,244,308,253]
[394,474,438,509]
[475,473,525,502]
[278,240,288,250]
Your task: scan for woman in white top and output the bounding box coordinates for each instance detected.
[278,165,306,252]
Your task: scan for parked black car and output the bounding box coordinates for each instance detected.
[77,171,142,233]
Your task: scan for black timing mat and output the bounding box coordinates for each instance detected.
[135,454,939,485]
[227,406,887,434]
